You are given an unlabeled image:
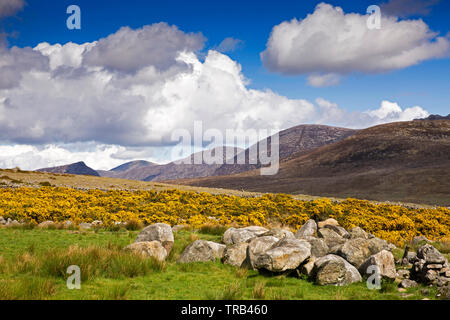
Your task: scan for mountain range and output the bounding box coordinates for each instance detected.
[35,118,450,205]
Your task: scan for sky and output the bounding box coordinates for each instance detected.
[0,0,449,170]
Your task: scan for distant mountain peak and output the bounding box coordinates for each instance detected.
[37,161,99,176]
[415,114,450,121]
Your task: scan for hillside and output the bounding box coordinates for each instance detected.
[37,161,100,177]
[213,124,357,176]
[173,120,450,206]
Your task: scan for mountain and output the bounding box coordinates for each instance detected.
[174,120,450,206]
[98,147,243,181]
[213,124,357,176]
[416,114,450,121]
[37,161,100,176]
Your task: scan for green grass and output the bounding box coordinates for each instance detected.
[0,227,437,300]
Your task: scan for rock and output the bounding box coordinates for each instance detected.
[317,218,339,229]
[336,238,372,269]
[437,284,450,300]
[261,228,294,240]
[368,237,390,254]
[398,288,407,292]
[417,244,446,264]
[301,257,317,277]
[79,222,92,230]
[295,219,317,238]
[92,220,103,227]
[324,225,350,239]
[253,238,311,272]
[397,269,410,279]
[222,226,268,245]
[177,240,225,263]
[135,223,174,254]
[301,236,329,258]
[348,227,369,239]
[222,242,249,267]
[399,279,418,289]
[247,236,280,269]
[328,244,344,255]
[359,250,396,280]
[38,221,55,228]
[313,254,362,286]
[318,227,347,248]
[124,241,167,262]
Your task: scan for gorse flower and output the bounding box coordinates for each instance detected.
[0,187,448,246]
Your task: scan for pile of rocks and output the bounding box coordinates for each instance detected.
[410,244,450,287]
[0,216,20,226]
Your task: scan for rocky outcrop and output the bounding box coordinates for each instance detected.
[313,254,362,286]
[411,244,449,287]
[222,226,269,245]
[124,241,167,262]
[135,223,174,254]
[177,240,226,263]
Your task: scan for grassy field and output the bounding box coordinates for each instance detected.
[0,226,440,300]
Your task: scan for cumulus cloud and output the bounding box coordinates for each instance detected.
[0,22,432,169]
[83,23,205,73]
[261,3,449,82]
[214,37,244,53]
[0,0,25,18]
[307,73,341,87]
[381,0,440,18]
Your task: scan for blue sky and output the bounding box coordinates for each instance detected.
[0,0,449,170]
[3,0,450,114]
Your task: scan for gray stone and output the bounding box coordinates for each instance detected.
[324,225,350,239]
[399,279,418,289]
[349,227,369,239]
[222,226,269,245]
[222,242,249,267]
[337,238,372,269]
[368,237,390,254]
[177,240,226,263]
[359,250,397,279]
[253,238,311,272]
[135,223,174,254]
[38,221,55,228]
[417,244,446,264]
[313,254,362,286]
[318,227,347,248]
[92,220,103,226]
[124,241,167,262]
[172,225,187,232]
[79,222,92,230]
[247,236,280,269]
[261,228,295,240]
[397,269,410,279]
[411,236,430,245]
[301,236,329,258]
[295,219,317,238]
[301,257,317,277]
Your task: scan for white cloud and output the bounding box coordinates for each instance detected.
[307,73,341,87]
[0,0,25,18]
[214,37,244,53]
[261,3,450,81]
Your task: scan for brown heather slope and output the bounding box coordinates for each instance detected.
[172,120,450,206]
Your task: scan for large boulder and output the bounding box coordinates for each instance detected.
[261,228,294,240]
[295,219,317,238]
[336,238,372,269]
[135,223,174,254]
[177,240,225,263]
[222,226,269,245]
[313,254,362,286]
[349,227,369,240]
[38,221,55,229]
[247,236,280,269]
[222,242,249,268]
[318,227,347,249]
[368,237,390,253]
[124,241,167,262]
[301,236,329,258]
[359,250,396,280]
[324,225,350,239]
[253,238,311,272]
[417,244,446,264]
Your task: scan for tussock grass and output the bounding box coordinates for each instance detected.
[198,224,228,236]
[252,281,266,299]
[0,278,57,300]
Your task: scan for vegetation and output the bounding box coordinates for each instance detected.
[0,187,449,246]
[0,227,439,300]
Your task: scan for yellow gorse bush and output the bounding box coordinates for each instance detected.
[0,187,449,245]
